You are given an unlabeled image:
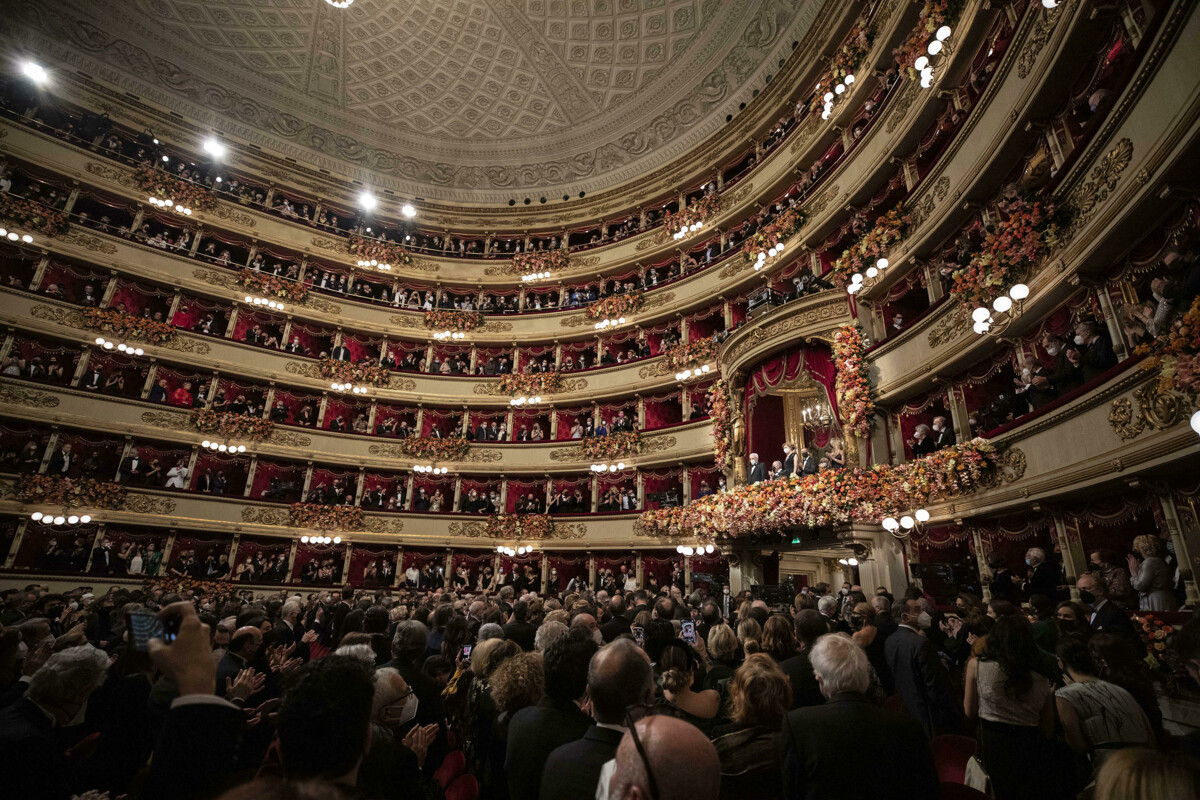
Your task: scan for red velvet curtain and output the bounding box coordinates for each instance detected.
[308,467,357,503]
[324,397,370,433]
[342,332,383,363]
[250,458,306,503]
[233,308,285,344]
[411,477,452,511]
[15,525,100,572]
[153,366,206,407]
[107,280,172,318]
[688,465,722,499]
[512,409,550,440]
[505,479,545,513]
[644,393,682,430]
[545,552,589,593]
[641,552,681,589]
[289,322,334,358]
[168,532,234,574]
[350,545,400,587]
[1,422,49,467]
[401,548,443,574]
[39,261,109,303]
[235,536,292,583]
[373,404,417,434]
[422,408,461,438]
[292,543,346,585]
[273,388,320,426]
[97,526,170,576]
[555,407,591,440]
[191,451,249,494]
[689,552,729,585]
[642,469,682,510]
[11,338,79,382]
[172,296,230,332]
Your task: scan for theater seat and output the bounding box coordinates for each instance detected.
[930,734,977,784]
[445,773,479,800]
[434,749,466,789]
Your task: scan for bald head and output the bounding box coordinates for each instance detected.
[589,638,653,724]
[609,715,720,800]
[231,625,263,658]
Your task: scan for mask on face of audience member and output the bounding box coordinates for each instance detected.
[1074,335,1086,345]
[1045,345,1060,356]
[1025,558,1032,566]
[917,611,932,629]
[386,694,419,727]
[1078,589,1095,605]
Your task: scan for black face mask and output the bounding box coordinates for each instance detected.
[1078,589,1095,605]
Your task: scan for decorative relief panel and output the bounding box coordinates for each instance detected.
[559,314,590,329]
[926,304,970,349]
[0,383,61,409]
[368,443,411,460]
[549,446,583,462]
[638,361,671,379]
[158,337,212,356]
[641,436,677,455]
[285,361,323,380]
[121,494,178,515]
[806,184,841,217]
[480,320,515,333]
[642,292,677,311]
[464,449,503,464]
[210,204,256,228]
[1061,138,1133,245]
[387,376,417,391]
[363,517,406,534]
[271,430,313,448]
[310,237,344,252]
[241,506,290,527]
[722,299,852,365]
[1017,3,1064,80]
[635,230,672,252]
[1108,378,1189,441]
[29,304,84,328]
[192,267,238,290]
[884,81,920,134]
[911,176,952,227]
[85,161,133,187]
[140,410,191,431]
[388,315,424,329]
[61,230,119,255]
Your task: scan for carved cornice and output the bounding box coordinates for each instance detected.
[0,382,61,409]
[719,295,853,373]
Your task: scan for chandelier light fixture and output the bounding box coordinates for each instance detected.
[330,382,368,394]
[497,544,536,556]
[357,258,392,271]
[882,508,931,538]
[433,330,467,341]
[914,25,953,90]
[673,221,704,241]
[590,462,628,473]
[972,283,1030,335]
[521,270,552,283]
[675,364,712,382]
[753,240,786,271]
[0,226,36,245]
[147,196,192,216]
[509,395,543,406]
[675,543,716,556]
[800,398,835,432]
[94,337,145,356]
[29,510,91,526]
[820,73,855,121]
[414,465,449,475]
[594,316,627,330]
[202,440,247,454]
[301,535,343,544]
[244,295,285,312]
[846,257,890,294]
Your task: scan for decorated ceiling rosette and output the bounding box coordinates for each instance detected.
[191,409,275,441]
[895,0,966,79]
[16,475,126,509]
[585,291,644,322]
[133,165,218,213]
[830,203,914,286]
[1134,295,1200,396]
[289,502,365,531]
[663,194,722,237]
[0,194,70,238]
[424,309,484,333]
[635,440,997,538]
[237,269,309,303]
[509,249,571,276]
[708,379,734,473]
[948,196,1065,307]
[397,437,471,462]
[807,22,873,116]
[81,307,175,344]
[833,324,876,440]
[742,207,807,261]
[496,371,565,397]
[581,431,642,461]
[663,336,722,372]
[485,514,555,541]
[318,358,390,387]
[348,234,413,268]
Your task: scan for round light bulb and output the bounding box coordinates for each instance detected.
[876,258,888,270]
[80,515,91,524]
[54,516,66,526]
[900,515,915,529]
[851,273,863,284]
[928,40,943,56]
[992,295,1013,313]
[21,234,32,243]
[1009,283,1029,300]
[848,557,859,566]
[705,544,715,554]
[302,536,309,543]
[914,56,929,71]
[334,537,341,544]
[882,517,898,531]
[823,91,834,102]
[31,511,43,521]
[972,307,991,322]
[936,25,951,41]
[973,321,988,335]
[865,266,878,279]
[844,74,855,85]
[1191,409,1200,435]
[67,515,79,525]
[915,508,931,522]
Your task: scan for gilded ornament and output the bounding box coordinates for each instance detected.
[722,299,852,365]
[559,313,589,328]
[926,304,970,348]
[120,494,178,514]
[464,449,503,463]
[885,81,919,134]
[448,521,488,538]
[29,304,83,327]
[61,230,118,254]
[310,237,344,252]
[270,430,313,447]
[635,229,671,251]
[363,516,405,534]
[210,204,256,228]
[367,443,409,459]
[638,361,671,379]
[387,376,417,391]
[480,320,514,333]
[642,292,676,311]
[1061,138,1133,244]
[640,435,677,455]
[85,162,133,186]
[241,506,291,526]
[304,297,342,314]
[157,337,212,355]
[1107,378,1187,441]
[285,361,323,379]
[1017,4,1064,80]
[192,267,237,290]
[0,383,61,409]
[140,410,191,431]
[388,315,423,329]
[548,446,583,462]
[806,184,841,216]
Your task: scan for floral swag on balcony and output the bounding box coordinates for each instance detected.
[237,269,309,303]
[833,324,876,440]
[742,207,807,261]
[396,438,471,461]
[318,359,390,387]
[496,371,564,396]
[808,22,874,115]
[81,307,175,344]
[581,431,642,461]
[830,204,915,286]
[424,309,484,333]
[1135,296,1200,396]
[190,409,275,441]
[709,379,734,473]
[132,165,218,213]
[663,336,722,372]
[348,235,413,268]
[485,514,555,540]
[948,196,1065,307]
[289,502,365,531]
[0,194,70,237]
[635,440,997,538]
[16,475,125,509]
[509,249,570,276]
[895,0,966,78]
[663,194,721,236]
[585,291,644,322]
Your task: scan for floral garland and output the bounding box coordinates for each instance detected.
[636,440,997,538]
[496,371,565,396]
[742,207,807,261]
[581,431,642,461]
[132,165,218,213]
[830,203,915,286]
[485,514,555,540]
[424,309,484,333]
[585,291,644,322]
[289,502,365,531]
[663,194,722,235]
[1133,613,1185,689]
[0,194,70,237]
[808,22,873,115]
[144,576,240,597]
[833,324,876,439]
[709,379,734,472]
[895,0,966,79]
[509,249,570,276]
[948,197,1063,307]
[16,475,125,508]
[237,269,308,303]
[190,409,275,441]
[348,235,413,268]
[80,307,175,344]
[663,336,722,372]
[1134,296,1200,396]
[395,438,471,462]
[318,358,390,387]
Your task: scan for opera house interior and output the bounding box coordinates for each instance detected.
[0,0,1199,797]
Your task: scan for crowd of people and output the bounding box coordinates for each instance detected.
[0,564,1195,800]
[747,440,847,483]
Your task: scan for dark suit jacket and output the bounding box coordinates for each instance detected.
[0,697,74,799]
[783,452,796,475]
[883,626,960,738]
[215,651,248,699]
[381,657,448,772]
[748,462,767,484]
[504,620,539,652]
[800,456,817,475]
[1090,599,1133,636]
[539,724,624,800]
[1024,561,1063,602]
[600,614,631,642]
[143,699,243,800]
[506,696,593,800]
[1081,334,1117,380]
[779,648,824,709]
[783,692,939,800]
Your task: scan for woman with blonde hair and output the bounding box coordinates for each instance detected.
[737,617,762,655]
[1094,747,1200,800]
[704,624,741,691]
[711,653,791,800]
[1127,534,1177,610]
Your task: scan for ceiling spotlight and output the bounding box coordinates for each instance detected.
[22,61,48,84]
[401,203,416,218]
[358,191,377,211]
[203,138,226,159]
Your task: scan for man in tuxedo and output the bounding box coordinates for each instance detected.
[47,443,74,475]
[119,452,145,483]
[784,634,939,799]
[80,365,105,391]
[215,626,263,699]
[1022,547,1064,602]
[1076,573,1133,637]
[539,637,654,800]
[329,343,351,362]
[931,416,955,450]
[1076,319,1117,381]
[782,443,797,477]
[747,452,767,484]
[600,595,632,642]
[284,337,305,354]
[503,600,539,652]
[884,598,961,738]
[799,448,818,476]
[91,538,114,574]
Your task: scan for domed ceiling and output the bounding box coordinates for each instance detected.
[7,0,825,203]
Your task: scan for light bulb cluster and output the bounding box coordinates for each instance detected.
[819,73,855,121]
[0,226,35,244]
[497,544,536,556]
[301,535,343,544]
[590,462,627,473]
[147,196,193,216]
[675,364,712,382]
[509,395,543,406]
[676,544,716,556]
[202,440,247,453]
[838,556,860,566]
[356,258,393,271]
[1041,0,1060,7]
[521,271,552,282]
[594,316,627,330]
[94,337,145,356]
[673,221,705,240]
[330,382,368,394]
[414,465,449,475]
[433,331,467,341]
[244,295,285,311]
[753,240,786,271]
[882,508,930,535]
[846,257,890,294]
[30,511,91,526]
[914,25,952,89]
[971,283,1029,335]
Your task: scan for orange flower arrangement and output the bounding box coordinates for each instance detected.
[663,194,722,236]
[496,372,565,396]
[509,249,570,276]
[807,22,873,115]
[237,269,309,303]
[485,514,555,540]
[1134,296,1200,395]
[16,475,125,508]
[0,194,70,237]
[348,235,413,268]
[742,207,807,261]
[318,358,390,387]
[895,0,965,78]
[396,438,471,461]
[424,309,484,333]
[133,165,218,213]
[830,203,914,286]
[708,379,733,472]
[289,502,365,531]
[948,197,1063,307]
[81,307,175,344]
[585,291,643,322]
[190,409,275,441]
[833,324,875,439]
[663,336,721,372]
[581,431,642,461]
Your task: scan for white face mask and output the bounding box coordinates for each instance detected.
[386,694,419,728]
[1074,335,1086,345]
[917,611,932,629]
[1045,345,1060,356]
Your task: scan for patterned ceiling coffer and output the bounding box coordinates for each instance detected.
[8,0,824,203]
